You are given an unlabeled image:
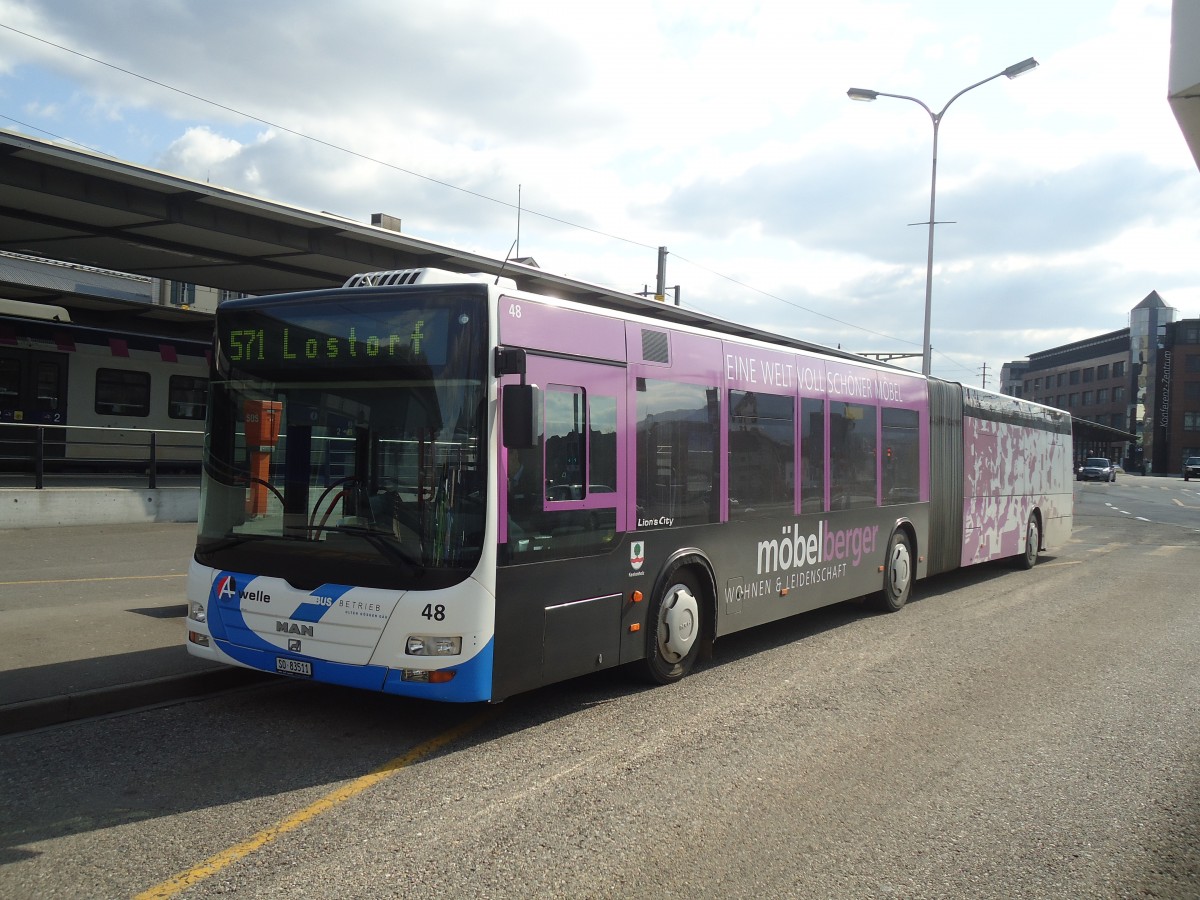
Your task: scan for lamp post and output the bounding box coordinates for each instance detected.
[848,57,1038,377]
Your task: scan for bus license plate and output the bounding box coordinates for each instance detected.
[276,657,312,677]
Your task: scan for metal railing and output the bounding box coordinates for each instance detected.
[0,422,204,489]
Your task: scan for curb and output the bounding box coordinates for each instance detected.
[0,668,270,736]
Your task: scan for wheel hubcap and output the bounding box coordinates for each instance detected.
[889,542,911,597]
[659,585,699,663]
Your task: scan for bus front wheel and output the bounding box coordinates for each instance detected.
[642,570,704,685]
[872,529,913,613]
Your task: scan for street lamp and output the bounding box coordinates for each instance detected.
[848,57,1038,377]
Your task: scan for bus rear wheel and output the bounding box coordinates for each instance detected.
[871,529,912,613]
[1015,513,1040,570]
[642,570,704,685]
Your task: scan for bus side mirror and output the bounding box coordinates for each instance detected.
[494,346,527,377]
[502,383,541,449]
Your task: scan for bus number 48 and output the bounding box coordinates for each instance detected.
[421,604,446,621]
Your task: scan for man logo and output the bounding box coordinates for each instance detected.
[288,639,302,652]
[277,621,314,636]
[216,575,237,603]
[630,541,645,571]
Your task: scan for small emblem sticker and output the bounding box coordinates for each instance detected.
[630,541,645,571]
[216,574,237,603]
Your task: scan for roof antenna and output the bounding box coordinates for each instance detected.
[495,184,521,285]
[495,239,517,285]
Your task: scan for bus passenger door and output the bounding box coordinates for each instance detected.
[498,355,628,689]
[501,355,627,557]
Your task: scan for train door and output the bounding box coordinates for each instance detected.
[0,348,68,466]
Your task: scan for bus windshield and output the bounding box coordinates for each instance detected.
[195,287,489,591]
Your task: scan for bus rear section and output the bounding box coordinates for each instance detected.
[925,379,1073,577]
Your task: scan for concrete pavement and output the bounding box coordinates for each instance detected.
[0,521,265,735]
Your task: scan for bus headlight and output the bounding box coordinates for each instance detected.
[406,635,462,656]
[190,600,207,623]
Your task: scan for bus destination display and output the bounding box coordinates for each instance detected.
[219,303,454,371]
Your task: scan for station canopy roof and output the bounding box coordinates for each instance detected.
[0,128,882,364]
[0,128,665,331]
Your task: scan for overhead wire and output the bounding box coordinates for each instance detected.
[0,112,111,157]
[1,21,978,371]
[671,251,924,349]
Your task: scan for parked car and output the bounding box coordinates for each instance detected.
[1184,457,1200,482]
[1077,457,1117,482]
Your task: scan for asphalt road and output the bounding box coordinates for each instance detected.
[1,479,1197,899]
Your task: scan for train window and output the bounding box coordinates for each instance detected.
[36,362,61,412]
[169,374,208,420]
[95,368,150,417]
[0,358,19,406]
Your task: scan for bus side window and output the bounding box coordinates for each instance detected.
[635,379,720,527]
[504,385,618,560]
[728,390,794,518]
[588,395,617,494]
[829,401,877,510]
[882,408,920,505]
[544,386,584,499]
[800,398,826,513]
[507,442,543,529]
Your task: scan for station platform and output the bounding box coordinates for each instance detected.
[0,475,200,530]
[0,518,265,735]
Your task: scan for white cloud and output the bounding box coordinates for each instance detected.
[0,0,1196,380]
[162,126,249,173]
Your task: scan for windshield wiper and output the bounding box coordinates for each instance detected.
[317,524,427,575]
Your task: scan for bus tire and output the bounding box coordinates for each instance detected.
[871,529,913,613]
[641,569,704,685]
[1015,513,1040,570]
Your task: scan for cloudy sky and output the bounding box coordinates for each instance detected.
[1,0,1196,383]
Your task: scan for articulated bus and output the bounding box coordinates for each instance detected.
[185,268,1073,701]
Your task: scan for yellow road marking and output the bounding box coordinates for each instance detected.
[1147,545,1189,556]
[0,574,186,586]
[134,708,496,899]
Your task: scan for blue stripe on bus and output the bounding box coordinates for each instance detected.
[212,637,495,702]
[289,583,356,622]
[208,573,355,643]
[207,573,278,652]
[214,638,388,692]
[380,639,494,702]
